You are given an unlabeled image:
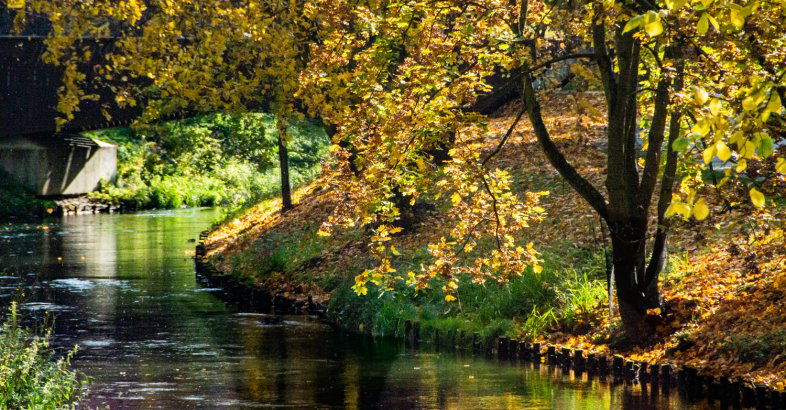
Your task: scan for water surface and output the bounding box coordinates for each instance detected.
[0,209,709,408]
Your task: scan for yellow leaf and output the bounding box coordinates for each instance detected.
[697,13,709,35]
[692,86,709,105]
[749,188,765,208]
[532,264,543,274]
[7,0,24,8]
[645,20,663,37]
[390,246,400,256]
[692,198,709,221]
[445,294,456,302]
[703,146,716,164]
[729,6,745,29]
[715,141,732,162]
[451,192,462,206]
[776,158,786,174]
[666,202,692,219]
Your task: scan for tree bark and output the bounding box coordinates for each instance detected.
[277,119,293,212]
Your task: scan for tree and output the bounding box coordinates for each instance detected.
[21,0,311,211]
[303,0,784,338]
[19,0,785,339]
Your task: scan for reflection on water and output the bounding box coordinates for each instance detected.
[0,209,709,408]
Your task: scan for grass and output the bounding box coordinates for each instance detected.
[318,241,607,346]
[721,329,786,367]
[0,303,88,408]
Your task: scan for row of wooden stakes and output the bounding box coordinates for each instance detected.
[403,320,785,409]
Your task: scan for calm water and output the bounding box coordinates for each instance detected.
[0,209,709,409]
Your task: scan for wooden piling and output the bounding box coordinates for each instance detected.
[547,345,557,364]
[574,349,585,370]
[561,348,572,367]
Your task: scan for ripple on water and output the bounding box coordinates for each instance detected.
[49,278,133,292]
[80,339,116,348]
[49,278,95,292]
[20,302,73,312]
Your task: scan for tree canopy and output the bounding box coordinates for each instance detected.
[11,0,785,338]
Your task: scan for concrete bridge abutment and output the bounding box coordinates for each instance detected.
[0,135,117,197]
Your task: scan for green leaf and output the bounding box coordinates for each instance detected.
[672,136,690,152]
[758,136,774,157]
[697,13,709,35]
[623,15,646,33]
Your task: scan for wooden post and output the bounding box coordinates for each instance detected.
[509,339,518,360]
[661,364,672,387]
[612,355,624,375]
[755,385,768,408]
[498,337,508,359]
[561,348,571,367]
[741,384,756,407]
[649,363,660,384]
[413,322,421,346]
[458,330,465,350]
[472,332,480,354]
[434,329,441,350]
[598,355,609,375]
[625,360,636,380]
[519,342,529,361]
[532,343,541,361]
[574,349,585,370]
[547,345,556,364]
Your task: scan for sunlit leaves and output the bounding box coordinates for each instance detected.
[776,158,786,174]
[749,188,766,208]
[623,11,664,36]
[692,198,710,220]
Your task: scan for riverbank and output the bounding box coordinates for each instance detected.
[200,93,786,394]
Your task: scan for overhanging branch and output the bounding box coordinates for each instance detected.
[520,69,609,222]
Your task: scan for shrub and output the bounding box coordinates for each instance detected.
[0,303,88,408]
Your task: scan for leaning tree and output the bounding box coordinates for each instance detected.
[299,0,785,338]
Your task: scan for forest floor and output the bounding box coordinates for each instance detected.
[203,92,786,391]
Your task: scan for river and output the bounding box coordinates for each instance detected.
[0,208,708,408]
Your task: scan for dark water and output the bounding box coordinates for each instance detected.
[0,209,709,409]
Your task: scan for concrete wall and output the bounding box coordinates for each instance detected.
[0,137,117,196]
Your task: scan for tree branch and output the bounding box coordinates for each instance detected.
[592,16,616,111]
[638,77,671,211]
[521,69,609,222]
[527,53,596,73]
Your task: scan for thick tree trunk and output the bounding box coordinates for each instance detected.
[277,122,293,212]
[611,233,654,339]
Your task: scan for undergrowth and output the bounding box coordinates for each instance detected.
[0,303,88,408]
[87,112,328,210]
[0,169,56,219]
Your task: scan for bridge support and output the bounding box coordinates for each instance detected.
[0,135,117,197]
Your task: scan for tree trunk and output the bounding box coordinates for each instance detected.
[277,120,293,212]
[611,233,654,340]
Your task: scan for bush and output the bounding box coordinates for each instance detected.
[0,303,88,408]
[88,112,329,210]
